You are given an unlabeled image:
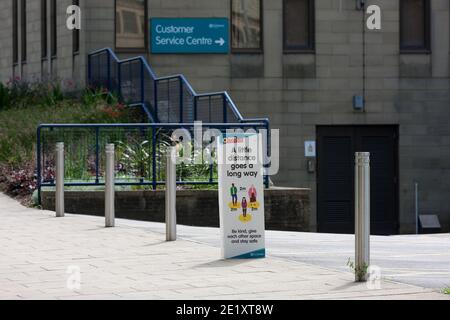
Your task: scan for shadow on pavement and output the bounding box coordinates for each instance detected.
[192,259,251,269]
[143,240,169,247]
[331,281,366,291]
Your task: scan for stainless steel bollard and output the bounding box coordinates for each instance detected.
[105,144,115,227]
[355,152,370,282]
[55,142,65,217]
[165,147,177,241]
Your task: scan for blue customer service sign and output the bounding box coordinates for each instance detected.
[151,18,229,54]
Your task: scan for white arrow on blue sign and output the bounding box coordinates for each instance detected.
[215,38,225,46]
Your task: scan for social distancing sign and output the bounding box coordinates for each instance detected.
[217,133,265,259]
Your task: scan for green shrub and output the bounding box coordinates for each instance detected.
[82,87,110,106]
[0,83,138,170]
[36,81,65,106]
[0,78,70,110]
[0,83,12,110]
[175,140,216,182]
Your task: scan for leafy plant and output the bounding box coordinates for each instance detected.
[82,87,109,106]
[176,140,217,182]
[115,132,171,181]
[42,81,65,105]
[347,258,369,282]
[443,287,450,295]
[81,87,122,107]
[116,140,152,180]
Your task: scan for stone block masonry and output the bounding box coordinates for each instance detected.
[41,188,311,232]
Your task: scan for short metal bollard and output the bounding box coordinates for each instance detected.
[165,147,177,241]
[55,142,65,217]
[355,152,370,282]
[105,144,115,227]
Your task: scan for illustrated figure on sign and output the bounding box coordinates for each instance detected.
[241,197,248,217]
[230,183,238,206]
[248,184,257,203]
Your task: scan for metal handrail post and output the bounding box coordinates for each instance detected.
[95,127,100,184]
[152,129,157,190]
[140,60,145,103]
[154,79,158,120]
[118,62,122,101]
[87,54,92,86]
[107,53,112,91]
[37,127,42,205]
[222,93,227,123]
[179,76,184,122]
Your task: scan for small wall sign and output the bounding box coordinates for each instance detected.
[304,141,316,157]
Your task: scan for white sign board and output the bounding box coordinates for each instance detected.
[304,141,316,157]
[217,133,266,259]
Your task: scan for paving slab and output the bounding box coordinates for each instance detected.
[126,215,450,289]
[0,193,448,300]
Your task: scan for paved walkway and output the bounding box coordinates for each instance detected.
[0,193,448,300]
[137,222,450,289]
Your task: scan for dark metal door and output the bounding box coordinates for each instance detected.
[317,126,399,235]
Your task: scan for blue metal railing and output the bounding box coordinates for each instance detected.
[87,48,245,124]
[35,49,272,205]
[86,48,269,164]
[36,122,271,204]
